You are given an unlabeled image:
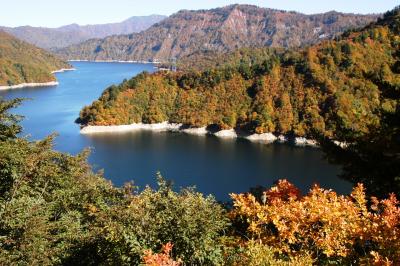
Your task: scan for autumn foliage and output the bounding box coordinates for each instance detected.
[2,5,400,266]
[78,6,400,199]
[230,180,400,265]
[78,9,398,140]
[143,243,181,266]
[0,31,71,86]
[1,97,400,265]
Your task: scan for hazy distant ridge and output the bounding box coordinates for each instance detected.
[0,15,166,49]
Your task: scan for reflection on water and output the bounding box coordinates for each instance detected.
[85,130,350,200]
[0,62,351,200]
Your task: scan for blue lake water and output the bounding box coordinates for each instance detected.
[0,62,351,200]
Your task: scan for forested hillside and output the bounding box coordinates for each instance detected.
[1,15,166,49]
[55,4,378,61]
[0,31,71,86]
[78,8,396,137]
[78,7,400,197]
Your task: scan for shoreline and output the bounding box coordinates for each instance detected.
[80,122,319,147]
[51,68,76,74]
[0,81,59,90]
[68,59,158,64]
[0,67,76,90]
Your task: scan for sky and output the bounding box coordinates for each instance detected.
[1,0,399,28]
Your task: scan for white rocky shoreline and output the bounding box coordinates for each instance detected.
[0,68,76,90]
[51,68,76,74]
[80,122,319,147]
[68,59,157,64]
[0,81,59,90]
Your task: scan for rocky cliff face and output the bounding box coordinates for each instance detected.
[56,5,379,61]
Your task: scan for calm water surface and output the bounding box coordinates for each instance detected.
[0,62,351,200]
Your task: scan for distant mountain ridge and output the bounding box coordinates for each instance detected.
[0,15,166,49]
[0,31,71,86]
[55,5,379,62]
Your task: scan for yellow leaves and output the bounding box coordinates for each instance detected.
[238,240,315,266]
[269,65,281,81]
[248,221,259,234]
[230,179,400,264]
[85,203,98,216]
[370,251,393,266]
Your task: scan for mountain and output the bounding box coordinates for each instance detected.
[77,6,395,136]
[0,31,71,86]
[56,5,379,61]
[0,15,166,49]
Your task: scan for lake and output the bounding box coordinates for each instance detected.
[0,62,351,200]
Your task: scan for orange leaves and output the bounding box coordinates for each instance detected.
[230,180,400,263]
[78,10,399,146]
[265,179,301,204]
[370,251,393,266]
[143,243,182,266]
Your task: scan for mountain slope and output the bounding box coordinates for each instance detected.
[0,15,166,49]
[78,6,397,138]
[56,5,378,61]
[0,31,71,86]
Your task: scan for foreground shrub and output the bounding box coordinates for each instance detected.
[0,99,229,265]
[0,137,228,265]
[83,174,229,265]
[230,180,400,265]
[221,238,314,266]
[0,136,121,265]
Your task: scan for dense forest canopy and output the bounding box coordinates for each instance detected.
[79,7,398,138]
[0,31,71,86]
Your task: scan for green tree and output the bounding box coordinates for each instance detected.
[0,97,23,141]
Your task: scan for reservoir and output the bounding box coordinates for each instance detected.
[0,62,351,200]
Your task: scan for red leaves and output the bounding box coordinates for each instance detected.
[143,243,182,266]
[265,179,301,204]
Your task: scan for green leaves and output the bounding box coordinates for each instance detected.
[92,173,229,265]
[0,98,23,141]
[0,31,71,86]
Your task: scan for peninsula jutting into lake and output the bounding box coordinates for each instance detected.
[0,1,399,265]
[0,61,347,200]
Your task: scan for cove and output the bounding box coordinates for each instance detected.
[0,61,351,200]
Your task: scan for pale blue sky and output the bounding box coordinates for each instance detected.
[2,0,399,28]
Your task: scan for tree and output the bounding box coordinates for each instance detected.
[276,92,294,133]
[0,97,23,141]
[88,173,229,265]
[320,83,400,198]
